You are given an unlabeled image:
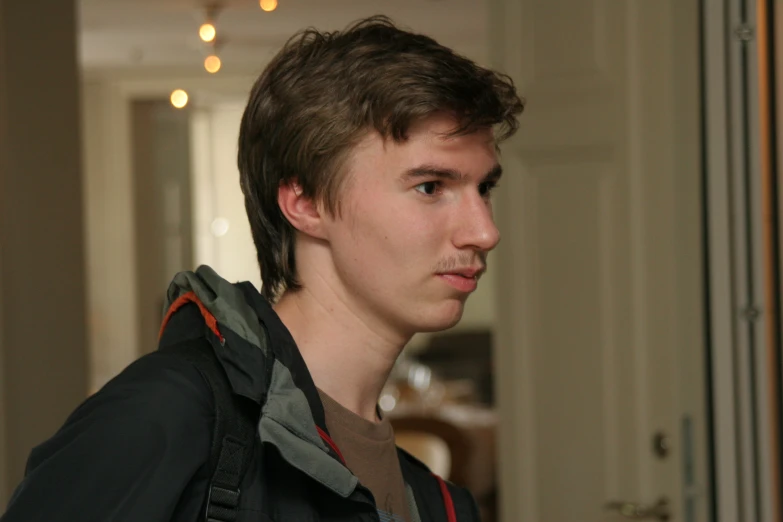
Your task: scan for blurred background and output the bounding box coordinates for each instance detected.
[4,0,783,521]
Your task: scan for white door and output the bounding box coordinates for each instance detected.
[490,1,710,521]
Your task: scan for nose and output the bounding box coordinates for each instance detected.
[452,192,501,253]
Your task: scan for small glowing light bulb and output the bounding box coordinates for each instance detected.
[260,0,278,12]
[204,55,221,73]
[170,89,188,108]
[199,23,216,42]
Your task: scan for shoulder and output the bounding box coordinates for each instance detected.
[39,345,216,463]
[5,345,218,521]
[88,345,215,421]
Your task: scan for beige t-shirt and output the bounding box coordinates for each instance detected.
[318,389,411,522]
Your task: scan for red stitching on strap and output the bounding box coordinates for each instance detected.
[434,474,457,522]
[158,291,224,343]
[316,426,346,465]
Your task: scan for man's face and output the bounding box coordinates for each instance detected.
[321,113,501,337]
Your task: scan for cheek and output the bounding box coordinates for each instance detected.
[364,206,445,272]
[338,187,450,265]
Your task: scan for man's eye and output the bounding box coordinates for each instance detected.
[479,181,498,197]
[414,181,440,196]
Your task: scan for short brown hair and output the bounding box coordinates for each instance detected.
[238,15,524,301]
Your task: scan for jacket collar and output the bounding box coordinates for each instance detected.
[163,266,358,497]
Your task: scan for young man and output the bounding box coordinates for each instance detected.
[2,15,523,522]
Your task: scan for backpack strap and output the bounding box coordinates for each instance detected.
[159,308,260,522]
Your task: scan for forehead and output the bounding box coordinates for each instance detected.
[346,115,498,179]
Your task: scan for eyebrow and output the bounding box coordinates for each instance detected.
[403,164,503,183]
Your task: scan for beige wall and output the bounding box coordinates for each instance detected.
[81,79,139,392]
[0,0,88,504]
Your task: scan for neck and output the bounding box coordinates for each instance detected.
[273,286,409,422]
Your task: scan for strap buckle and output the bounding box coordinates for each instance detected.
[205,484,241,522]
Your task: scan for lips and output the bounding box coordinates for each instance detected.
[437,272,480,293]
[454,268,481,278]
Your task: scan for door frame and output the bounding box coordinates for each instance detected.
[703,0,783,521]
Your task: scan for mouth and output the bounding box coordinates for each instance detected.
[453,267,483,279]
[436,267,484,293]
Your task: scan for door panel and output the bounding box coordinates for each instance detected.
[491,2,707,521]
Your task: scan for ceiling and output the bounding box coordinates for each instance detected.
[77,0,489,75]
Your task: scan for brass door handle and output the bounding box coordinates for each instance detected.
[605,497,671,521]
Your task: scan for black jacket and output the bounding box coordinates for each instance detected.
[2,266,481,522]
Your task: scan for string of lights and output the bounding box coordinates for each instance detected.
[171,1,278,108]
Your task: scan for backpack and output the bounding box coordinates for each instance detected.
[160,334,260,522]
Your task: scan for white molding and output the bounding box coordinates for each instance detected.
[488,0,535,519]
[704,1,742,521]
[626,1,653,496]
[492,150,537,522]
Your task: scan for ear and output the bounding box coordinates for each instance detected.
[277,181,328,240]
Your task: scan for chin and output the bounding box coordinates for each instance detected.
[410,301,465,333]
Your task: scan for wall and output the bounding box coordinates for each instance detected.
[81,79,139,391]
[0,0,88,503]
